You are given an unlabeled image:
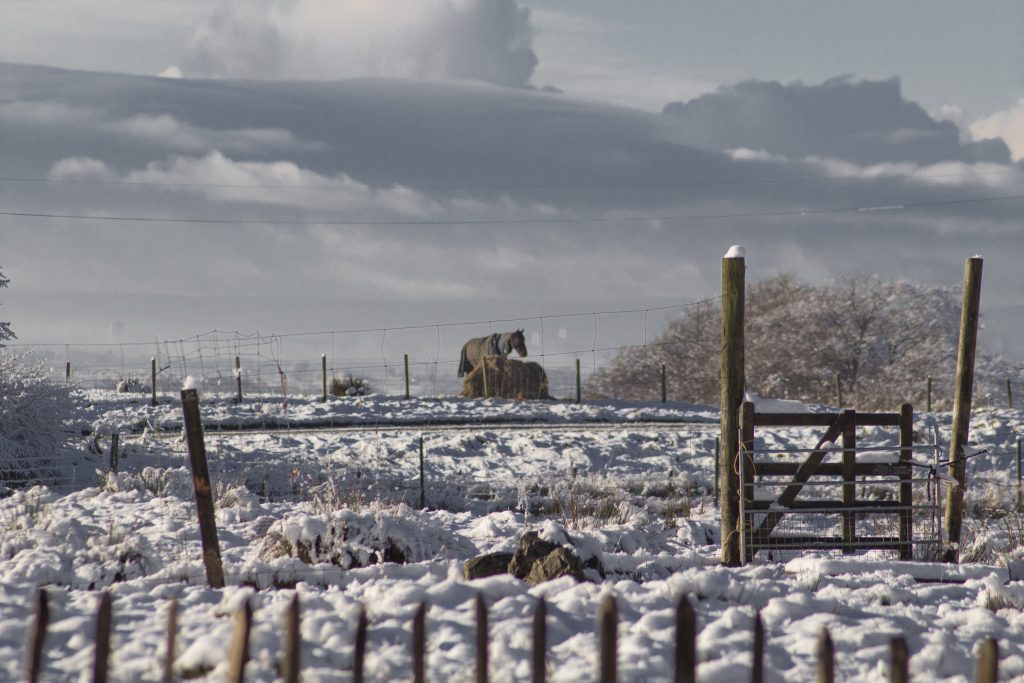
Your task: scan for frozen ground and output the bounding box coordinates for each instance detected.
[2,390,1023,681]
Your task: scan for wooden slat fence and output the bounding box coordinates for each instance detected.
[23,588,1006,682]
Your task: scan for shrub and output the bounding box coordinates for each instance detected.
[0,351,80,490]
[330,374,371,397]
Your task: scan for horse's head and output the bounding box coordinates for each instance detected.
[511,328,528,357]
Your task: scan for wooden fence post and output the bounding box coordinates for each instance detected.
[890,637,908,683]
[475,594,489,683]
[419,435,426,509]
[109,433,120,475]
[751,611,764,683]
[927,376,933,412]
[661,364,667,403]
[739,401,755,564]
[899,403,914,560]
[576,358,582,404]
[713,437,720,508]
[532,598,547,683]
[92,592,112,683]
[841,410,856,554]
[1017,436,1022,512]
[353,605,368,683]
[162,599,177,683]
[976,638,998,683]
[1007,379,1014,409]
[412,602,427,683]
[817,627,834,683]
[405,354,411,400]
[322,354,328,402]
[180,389,225,588]
[720,246,745,567]
[27,588,48,683]
[225,599,252,683]
[235,356,243,404]
[944,256,983,562]
[65,361,71,383]
[151,357,158,407]
[598,595,617,683]
[675,595,696,683]
[284,593,301,683]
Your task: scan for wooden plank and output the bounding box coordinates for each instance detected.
[842,412,857,554]
[27,588,48,683]
[752,413,847,540]
[412,603,427,683]
[532,598,546,683]
[674,596,696,683]
[740,402,755,564]
[746,499,905,511]
[475,594,488,683]
[750,462,910,477]
[899,403,913,560]
[225,599,252,683]
[753,412,900,427]
[598,595,618,683]
[162,599,177,683]
[180,389,225,588]
[92,592,112,683]
[283,594,300,683]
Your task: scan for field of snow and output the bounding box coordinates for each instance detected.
[3,389,1024,681]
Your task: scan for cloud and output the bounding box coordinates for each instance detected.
[971,98,1024,161]
[181,0,537,88]
[663,77,1012,166]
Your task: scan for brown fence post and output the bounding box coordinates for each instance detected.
[720,246,746,566]
[598,595,617,683]
[817,627,834,683]
[899,403,914,560]
[284,593,301,683]
[65,361,71,383]
[92,592,112,683]
[235,356,243,404]
[927,376,933,412]
[890,637,908,683]
[322,354,328,403]
[1007,378,1014,409]
[532,598,547,683]
[151,357,158,407]
[405,354,411,400]
[27,588,48,683]
[225,599,252,683]
[976,638,998,683]
[944,256,983,562]
[475,594,489,683]
[842,410,856,554]
[353,605,368,683]
[109,433,119,475]
[419,435,426,509]
[162,599,177,683]
[675,595,696,683]
[180,389,225,588]
[412,602,427,683]
[576,358,582,404]
[751,611,764,683]
[661,364,667,403]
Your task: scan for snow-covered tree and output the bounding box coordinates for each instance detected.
[591,274,1020,411]
[0,266,13,346]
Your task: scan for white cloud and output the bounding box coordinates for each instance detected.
[182,0,537,87]
[971,99,1024,161]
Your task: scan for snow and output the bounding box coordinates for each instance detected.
[2,390,1024,681]
[724,245,746,259]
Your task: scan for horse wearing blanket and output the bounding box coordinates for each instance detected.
[458,329,527,377]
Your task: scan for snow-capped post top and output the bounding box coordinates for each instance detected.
[724,245,745,259]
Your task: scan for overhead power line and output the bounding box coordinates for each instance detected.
[0,168,1019,193]
[1,193,1022,226]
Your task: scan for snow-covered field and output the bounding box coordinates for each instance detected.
[3,390,1024,681]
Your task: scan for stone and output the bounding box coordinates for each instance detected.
[526,547,585,585]
[509,532,560,580]
[463,552,515,580]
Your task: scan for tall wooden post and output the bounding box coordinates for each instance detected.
[598,595,617,683]
[661,364,667,403]
[162,599,177,683]
[944,256,983,562]
[27,589,48,683]
[151,357,158,407]
[412,603,427,683]
[226,599,252,683]
[532,598,547,683]
[353,606,368,683]
[180,389,225,588]
[322,354,328,402]
[841,410,856,554]
[404,354,411,400]
[92,592,112,683]
[475,594,488,683]
[576,358,582,404]
[674,596,696,683]
[751,611,764,683]
[1017,436,1022,512]
[1007,379,1014,409]
[720,246,746,566]
[890,637,909,683]
[283,593,301,683]
[899,403,914,560]
[418,436,426,509]
[235,356,243,404]
[927,376,933,412]
[817,627,835,683]
[65,361,71,383]
[976,638,998,683]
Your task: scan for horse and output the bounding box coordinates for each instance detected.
[458,329,527,377]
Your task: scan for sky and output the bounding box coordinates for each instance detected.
[1,0,1023,366]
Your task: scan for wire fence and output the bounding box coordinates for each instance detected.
[16,297,721,400]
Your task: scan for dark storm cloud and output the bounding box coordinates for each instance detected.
[662,77,1012,166]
